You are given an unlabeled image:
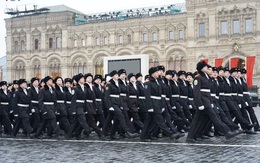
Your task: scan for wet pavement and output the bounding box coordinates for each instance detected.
[1,108,260,163]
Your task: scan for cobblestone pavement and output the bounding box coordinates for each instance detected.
[1,108,260,163]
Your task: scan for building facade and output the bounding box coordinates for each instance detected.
[5,0,260,86]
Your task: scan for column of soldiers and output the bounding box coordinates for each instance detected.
[0,60,258,142]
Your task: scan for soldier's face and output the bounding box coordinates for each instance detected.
[224,71,230,77]
[20,83,27,89]
[65,82,71,88]
[219,70,224,76]
[152,71,159,79]
[165,75,172,80]
[47,79,53,86]
[33,80,39,87]
[179,74,186,80]
[41,82,45,87]
[201,66,208,73]
[120,73,126,79]
[231,72,237,77]
[14,84,18,89]
[158,70,164,76]
[1,85,7,90]
[237,72,241,78]
[241,73,245,78]
[186,76,193,82]
[113,74,119,80]
[95,78,101,84]
[207,68,213,75]
[56,78,63,86]
[212,71,218,78]
[79,77,85,84]
[86,76,92,83]
[129,76,136,83]
[137,76,143,82]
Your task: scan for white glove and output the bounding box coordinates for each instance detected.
[72,112,76,115]
[211,104,214,108]
[217,107,219,110]
[172,106,176,110]
[162,108,165,112]
[14,114,18,117]
[109,107,115,111]
[43,112,47,115]
[189,105,192,109]
[85,112,88,114]
[31,109,35,113]
[245,102,249,106]
[55,111,60,115]
[120,107,124,110]
[238,104,242,108]
[148,108,154,112]
[10,110,13,114]
[137,107,140,110]
[198,106,205,110]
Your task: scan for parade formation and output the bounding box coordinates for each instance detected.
[0,60,258,143]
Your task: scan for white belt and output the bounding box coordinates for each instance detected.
[151,96,161,100]
[188,98,194,100]
[86,100,93,103]
[139,96,145,100]
[211,94,216,97]
[43,102,54,105]
[224,94,232,96]
[172,95,179,98]
[129,95,137,99]
[243,92,250,95]
[161,95,166,98]
[95,99,102,102]
[31,100,39,104]
[219,93,225,96]
[238,94,243,97]
[180,96,187,99]
[0,102,9,105]
[120,93,127,97]
[216,96,219,99]
[18,104,29,107]
[231,93,238,96]
[165,98,170,101]
[200,89,210,93]
[57,100,65,103]
[66,101,72,104]
[76,100,85,103]
[110,94,120,98]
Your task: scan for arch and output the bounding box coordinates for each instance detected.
[13,60,26,79]
[69,51,88,63]
[115,48,135,56]
[91,50,110,60]
[32,59,41,78]
[150,25,159,32]
[125,28,134,35]
[166,47,187,71]
[115,29,124,35]
[46,53,62,63]
[222,51,247,68]
[140,46,161,56]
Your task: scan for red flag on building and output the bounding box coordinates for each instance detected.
[215,58,223,67]
[230,58,239,68]
[246,56,256,88]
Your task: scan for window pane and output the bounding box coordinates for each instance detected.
[96,37,100,46]
[81,39,85,46]
[169,31,174,40]
[74,40,77,47]
[56,37,61,48]
[143,33,147,42]
[199,23,205,37]
[127,35,131,44]
[152,33,157,41]
[35,39,38,50]
[221,21,228,35]
[49,38,53,49]
[179,30,183,39]
[15,41,18,52]
[119,35,123,44]
[21,41,25,51]
[245,18,252,33]
[233,20,240,34]
[104,37,108,45]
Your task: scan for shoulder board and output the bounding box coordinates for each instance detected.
[195,74,200,77]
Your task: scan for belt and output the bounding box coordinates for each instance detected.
[76,100,85,103]
[180,96,188,99]
[219,93,225,96]
[151,96,161,100]
[43,102,54,105]
[139,96,145,100]
[95,99,102,102]
[120,93,127,97]
[31,100,39,104]
[18,104,29,107]
[200,89,210,93]
[165,98,170,101]
[172,95,179,98]
[161,95,166,98]
[238,94,243,97]
[129,95,137,99]
[224,94,232,96]
[57,100,65,104]
[231,93,238,96]
[66,101,72,104]
[188,98,194,100]
[110,94,120,98]
[243,92,250,95]
[210,93,216,97]
[0,102,9,105]
[86,100,93,103]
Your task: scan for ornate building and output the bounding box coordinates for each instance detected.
[5,0,260,86]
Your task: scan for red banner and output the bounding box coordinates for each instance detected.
[230,58,239,68]
[200,59,208,64]
[246,56,256,88]
[215,58,223,67]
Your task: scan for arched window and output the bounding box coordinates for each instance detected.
[14,41,19,52]
[81,39,85,46]
[15,61,25,79]
[72,58,87,75]
[143,33,148,42]
[49,38,53,49]
[127,34,131,44]
[96,37,100,46]
[152,33,157,42]
[49,59,61,78]
[21,40,25,51]
[169,31,174,40]
[34,39,39,50]
[104,37,108,45]
[149,58,159,68]
[95,60,104,75]
[168,57,174,70]
[118,35,123,44]
[56,37,61,48]
[33,60,41,78]
[74,39,77,47]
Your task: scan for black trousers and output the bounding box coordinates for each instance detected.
[129,111,144,130]
[35,118,60,137]
[179,98,193,122]
[245,106,260,130]
[95,113,106,128]
[0,114,13,135]
[13,117,32,136]
[30,113,41,133]
[86,114,102,137]
[174,101,190,126]
[68,114,91,138]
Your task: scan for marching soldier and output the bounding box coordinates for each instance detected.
[64,78,76,124]
[186,72,196,117]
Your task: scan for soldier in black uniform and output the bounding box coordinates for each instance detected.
[102,70,137,139]
[8,80,19,125]
[135,73,148,123]
[140,67,184,141]
[92,74,106,128]
[54,77,70,134]
[84,73,104,139]
[12,79,33,137]
[34,76,60,138]
[29,77,41,133]
[68,73,92,139]
[0,81,13,136]
[241,69,260,131]
[186,72,196,117]
[186,61,239,143]
[127,73,144,132]
[177,70,193,122]
[64,78,76,124]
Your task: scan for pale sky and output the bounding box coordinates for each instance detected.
[0,0,185,58]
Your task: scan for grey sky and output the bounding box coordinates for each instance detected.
[0,0,185,58]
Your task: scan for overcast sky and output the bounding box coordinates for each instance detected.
[0,0,185,58]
